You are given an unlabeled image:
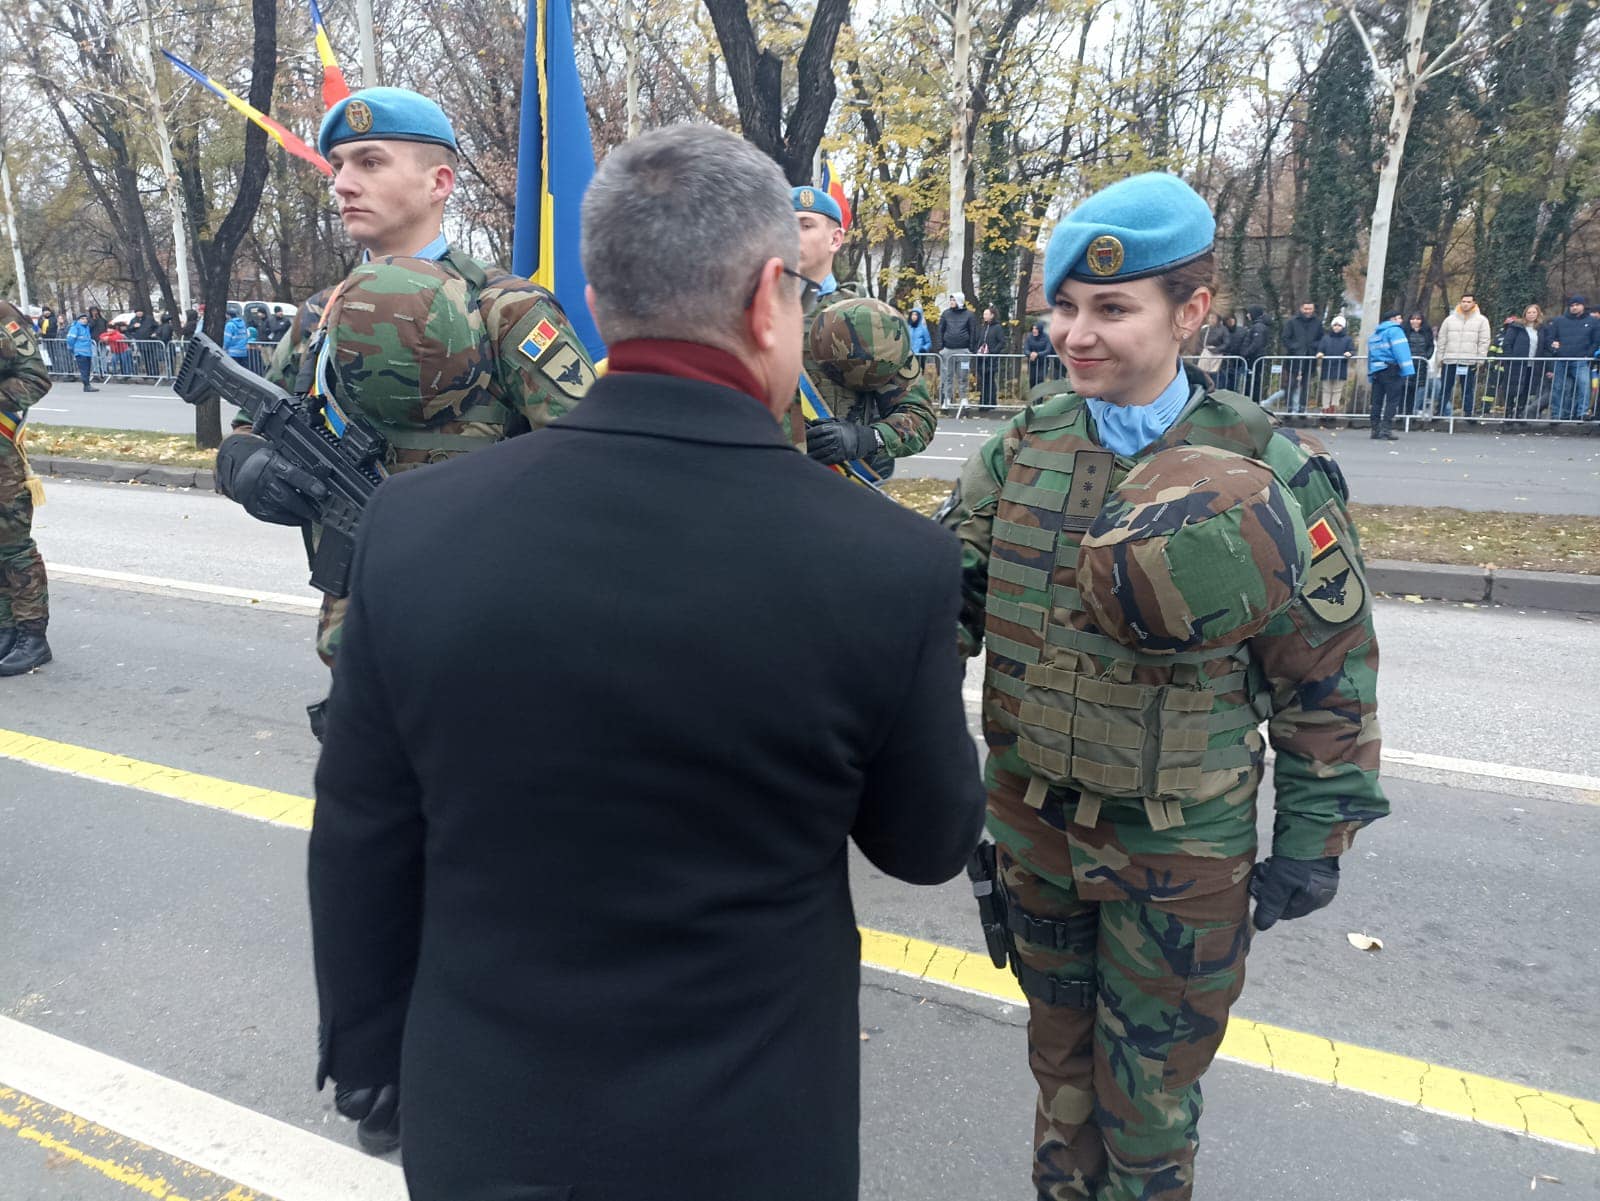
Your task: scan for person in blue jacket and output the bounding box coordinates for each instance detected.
[1366,306,1414,441]
[906,304,933,355]
[64,314,98,392]
[223,313,251,369]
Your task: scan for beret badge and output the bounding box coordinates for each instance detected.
[346,99,373,134]
[1086,235,1124,277]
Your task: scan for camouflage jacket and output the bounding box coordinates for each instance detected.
[260,287,333,397]
[783,284,937,472]
[941,375,1386,893]
[250,249,596,666]
[0,301,51,422]
[255,246,594,461]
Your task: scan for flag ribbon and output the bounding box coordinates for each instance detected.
[161,50,332,177]
[308,0,351,109]
[798,371,884,490]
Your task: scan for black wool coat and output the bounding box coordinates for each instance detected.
[309,368,986,1201]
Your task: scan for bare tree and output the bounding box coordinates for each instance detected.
[182,0,279,449]
[1339,0,1495,325]
[702,0,851,183]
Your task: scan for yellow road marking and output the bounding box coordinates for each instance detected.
[5,728,1598,1157]
[0,729,313,828]
[0,1086,267,1200]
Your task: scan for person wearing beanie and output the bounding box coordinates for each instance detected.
[1546,294,1598,420]
[1366,306,1414,439]
[1314,313,1355,419]
[1238,302,1271,399]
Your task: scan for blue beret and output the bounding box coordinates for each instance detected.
[1043,173,1215,301]
[318,87,458,158]
[791,185,842,225]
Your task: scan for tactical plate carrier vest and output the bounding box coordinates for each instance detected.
[983,384,1277,831]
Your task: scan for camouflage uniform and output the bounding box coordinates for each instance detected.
[261,286,334,394]
[785,285,937,476]
[243,250,594,664]
[942,373,1386,1201]
[0,301,50,638]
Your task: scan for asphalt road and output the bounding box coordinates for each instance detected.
[27,380,1600,515]
[3,479,1599,1200]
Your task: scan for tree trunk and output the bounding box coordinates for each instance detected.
[1351,0,1433,330]
[129,0,192,316]
[1359,83,1415,327]
[192,0,279,449]
[0,154,27,309]
[945,0,971,295]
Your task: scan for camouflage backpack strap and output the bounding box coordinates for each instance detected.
[1201,388,1275,458]
[436,250,530,432]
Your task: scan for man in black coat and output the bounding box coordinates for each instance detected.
[1280,300,1322,413]
[309,123,986,1201]
[1236,305,1271,401]
[1546,295,1598,420]
[936,292,978,407]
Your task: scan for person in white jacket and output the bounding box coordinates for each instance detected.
[1434,291,1491,418]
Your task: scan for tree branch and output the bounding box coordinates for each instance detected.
[1337,1,1393,91]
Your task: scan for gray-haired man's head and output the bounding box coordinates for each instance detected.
[581,124,801,349]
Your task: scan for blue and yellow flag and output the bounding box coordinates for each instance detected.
[512,0,603,360]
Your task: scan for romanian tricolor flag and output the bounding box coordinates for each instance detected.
[161,50,332,177]
[511,0,603,360]
[820,153,853,232]
[308,0,351,110]
[0,407,21,443]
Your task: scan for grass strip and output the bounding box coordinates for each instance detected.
[24,425,215,469]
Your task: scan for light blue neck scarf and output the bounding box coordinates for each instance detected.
[1086,366,1191,457]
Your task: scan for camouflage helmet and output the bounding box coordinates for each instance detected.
[809,297,913,392]
[1077,444,1311,654]
[323,256,492,428]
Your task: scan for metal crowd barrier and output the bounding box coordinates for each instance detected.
[1245,353,1597,427]
[916,347,1596,429]
[36,337,286,385]
[922,351,1058,416]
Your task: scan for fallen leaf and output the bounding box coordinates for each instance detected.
[1346,932,1384,951]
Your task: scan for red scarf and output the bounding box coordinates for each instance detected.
[606,339,766,404]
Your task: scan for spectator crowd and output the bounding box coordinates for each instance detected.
[10,299,296,389]
[11,285,1598,420]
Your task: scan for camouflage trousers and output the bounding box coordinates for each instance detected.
[0,440,47,628]
[996,842,1251,1201]
[316,594,347,667]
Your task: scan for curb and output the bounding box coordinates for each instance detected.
[30,455,1600,616]
[31,454,215,493]
[1368,559,1600,615]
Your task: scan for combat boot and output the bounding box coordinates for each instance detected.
[0,623,52,676]
[0,627,15,661]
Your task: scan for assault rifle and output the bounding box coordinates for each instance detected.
[173,332,384,597]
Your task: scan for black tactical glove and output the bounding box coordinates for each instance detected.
[216,433,327,526]
[806,419,878,466]
[1249,855,1340,931]
[335,1082,401,1156]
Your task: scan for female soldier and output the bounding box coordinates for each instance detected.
[939,173,1386,1201]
